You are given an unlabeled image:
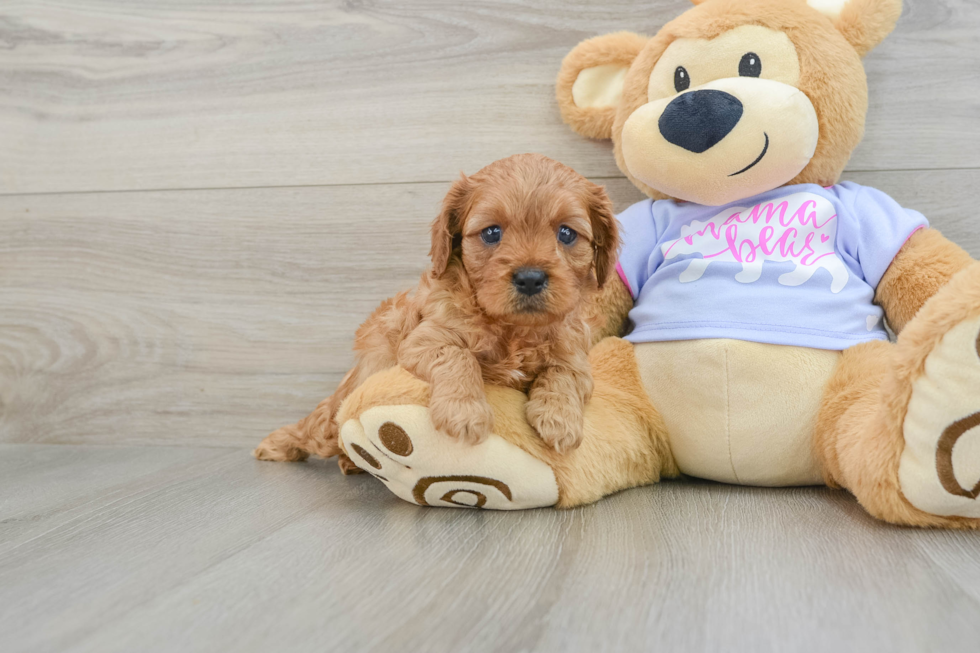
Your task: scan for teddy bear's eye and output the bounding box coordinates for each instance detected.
[674,66,691,93]
[739,52,762,78]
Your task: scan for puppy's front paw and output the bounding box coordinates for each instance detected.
[430,394,495,445]
[525,393,584,454]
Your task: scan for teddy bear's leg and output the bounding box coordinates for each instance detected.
[815,265,980,528]
[548,338,679,508]
[336,338,676,510]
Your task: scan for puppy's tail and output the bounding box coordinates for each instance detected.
[254,395,343,463]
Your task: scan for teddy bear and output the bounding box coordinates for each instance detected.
[314,0,980,527]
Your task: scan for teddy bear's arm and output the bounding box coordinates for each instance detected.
[876,228,975,334]
[586,274,634,345]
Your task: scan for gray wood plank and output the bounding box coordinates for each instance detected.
[1,0,978,195]
[0,443,225,553]
[3,170,979,448]
[0,445,346,653]
[0,444,978,653]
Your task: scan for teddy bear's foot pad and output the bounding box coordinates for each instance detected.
[339,404,559,510]
[900,315,980,518]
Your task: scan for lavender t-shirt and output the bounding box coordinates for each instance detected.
[615,182,927,350]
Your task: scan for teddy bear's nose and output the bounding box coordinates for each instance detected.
[658,90,744,153]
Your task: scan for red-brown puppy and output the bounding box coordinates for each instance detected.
[254,153,619,469]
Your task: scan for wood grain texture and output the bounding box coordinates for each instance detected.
[1,444,979,653]
[1,0,978,195]
[3,3,980,651]
[3,170,979,448]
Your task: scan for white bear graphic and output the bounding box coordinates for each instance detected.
[661,192,850,293]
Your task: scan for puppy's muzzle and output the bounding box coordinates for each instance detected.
[512,268,548,297]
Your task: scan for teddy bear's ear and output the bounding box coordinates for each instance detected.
[556,32,648,140]
[807,0,903,57]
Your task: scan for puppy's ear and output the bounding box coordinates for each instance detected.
[429,173,472,277]
[556,32,648,140]
[585,183,620,289]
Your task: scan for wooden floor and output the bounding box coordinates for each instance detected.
[2,1,980,651]
[2,444,980,653]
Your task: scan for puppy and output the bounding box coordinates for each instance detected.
[254,153,619,469]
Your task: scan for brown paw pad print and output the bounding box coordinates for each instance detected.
[379,422,413,457]
[937,413,980,500]
[412,475,513,509]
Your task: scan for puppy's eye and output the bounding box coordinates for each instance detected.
[674,66,690,93]
[739,52,761,78]
[480,225,502,245]
[557,225,578,245]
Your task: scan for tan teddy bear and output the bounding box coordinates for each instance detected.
[267,0,980,528]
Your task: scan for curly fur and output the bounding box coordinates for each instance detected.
[255,154,620,465]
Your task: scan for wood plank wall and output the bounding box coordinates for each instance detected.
[2,0,979,447]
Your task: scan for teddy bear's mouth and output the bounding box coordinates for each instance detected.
[729,132,769,177]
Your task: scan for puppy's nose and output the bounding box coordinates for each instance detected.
[658,90,743,153]
[512,268,548,296]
